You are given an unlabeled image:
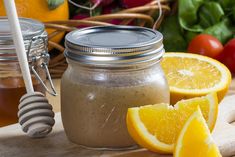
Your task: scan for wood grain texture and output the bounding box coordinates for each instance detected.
[0,94,235,157]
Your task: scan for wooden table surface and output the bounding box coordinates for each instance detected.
[0,78,234,157]
[0,77,234,157]
[47,78,235,113]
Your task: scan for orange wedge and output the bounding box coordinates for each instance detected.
[174,107,221,157]
[161,52,231,104]
[126,93,218,153]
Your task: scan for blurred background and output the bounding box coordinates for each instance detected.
[0,0,234,77]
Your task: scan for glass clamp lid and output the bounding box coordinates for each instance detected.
[0,17,47,62]
[0,17,45,45]
[0,17,57,96]
[65,26,164,67]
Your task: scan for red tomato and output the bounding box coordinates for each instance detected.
[218,38,235,73]
[187,34,223,58]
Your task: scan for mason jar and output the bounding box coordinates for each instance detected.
[61,26,170,150]
[0,17,51,126]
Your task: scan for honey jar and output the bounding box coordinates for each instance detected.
[0,17,53,126]
[61,26,170,150]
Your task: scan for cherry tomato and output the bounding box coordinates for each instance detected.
[187,34,223,58]
[218,38,235,73]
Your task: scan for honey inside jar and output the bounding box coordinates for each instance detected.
[0,62,45,126]
[0,77,44,126]
[0,17,50,126]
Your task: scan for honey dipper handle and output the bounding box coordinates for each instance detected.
[3,0,34,93]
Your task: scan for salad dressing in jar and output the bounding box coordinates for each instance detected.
[61,26,169,150]
[0,17,52,126]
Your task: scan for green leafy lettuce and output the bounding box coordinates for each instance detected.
[161,0,235,51]
[159,15,187,52]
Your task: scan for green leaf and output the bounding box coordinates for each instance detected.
[178,0,204,32]
[160,15,187,52]
[47,0,64,10]
[185,31,199,43]
[212,0,235,23]
[177,0,235,45]
[212,0,235,12]
[203,19,233,44]
[232,6,235,22]
[198,2,224,28]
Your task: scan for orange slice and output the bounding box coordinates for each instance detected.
[161,52,231,104]
[174,107,221,157]
[126,93,218,153]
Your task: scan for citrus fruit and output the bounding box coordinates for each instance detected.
[161,52,231,104]
[126,93,218,153]
[174,107,221,157]
[0,0,69,45]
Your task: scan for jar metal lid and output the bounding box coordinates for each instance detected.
[65,26,164,66]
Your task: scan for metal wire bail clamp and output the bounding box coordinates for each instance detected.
[27,34,57,96]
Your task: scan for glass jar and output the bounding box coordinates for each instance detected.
[0,17,52,126]
[61,26,170,150]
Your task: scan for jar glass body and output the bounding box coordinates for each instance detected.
[61,59,170,149]
[0,17,49,126]
[0,60,46,126]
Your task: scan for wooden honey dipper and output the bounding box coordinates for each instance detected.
[4,0,55,138]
